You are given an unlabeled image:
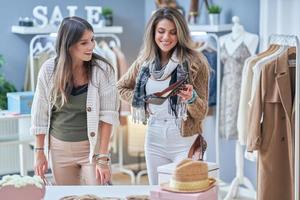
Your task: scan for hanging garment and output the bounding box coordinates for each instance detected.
[247,50,295,200]
[24,52,53,91]
[219,42,251,140]
[237,45,283,145]
[112,46,131,117]
[98,41,118,80]
[202,50,217,107]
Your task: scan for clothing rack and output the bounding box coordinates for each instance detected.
[191,27,259,199]
[211,33,221,167]
[268,34,299,200]
[225,34,300,200]
[224,33,259,199]
[190,32,221,167]
[29,32,136,184]
[28,33,121,91]
[29,34,55,91]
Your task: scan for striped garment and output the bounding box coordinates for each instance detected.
[30,57,119,162]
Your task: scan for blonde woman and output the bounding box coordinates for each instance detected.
[31,16,119,185]
[117,8,210,184]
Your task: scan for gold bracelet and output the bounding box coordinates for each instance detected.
[94,153,111,161]
[96,159,111,167]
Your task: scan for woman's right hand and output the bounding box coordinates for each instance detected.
[34,152,48,178]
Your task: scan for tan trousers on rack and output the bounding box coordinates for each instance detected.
[49,135,100,185]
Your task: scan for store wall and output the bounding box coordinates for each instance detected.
[145,0,259,187]
[0,0,145,91]
[146,0,259,34]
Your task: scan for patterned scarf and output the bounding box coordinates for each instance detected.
[132,51,189,124]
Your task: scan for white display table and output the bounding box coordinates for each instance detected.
[44,185,158,200]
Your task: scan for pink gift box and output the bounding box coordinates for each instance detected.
[0,184,45,200]
[150,186,217,200]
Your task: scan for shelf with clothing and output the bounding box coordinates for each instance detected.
[11,26,138,184]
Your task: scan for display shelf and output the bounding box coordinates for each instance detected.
[11,25,123,34]
[189,24,232,33]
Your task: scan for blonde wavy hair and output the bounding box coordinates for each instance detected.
[137,7,198,65]
[52,16,112,109]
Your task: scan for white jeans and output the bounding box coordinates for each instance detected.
[145,117,197,185]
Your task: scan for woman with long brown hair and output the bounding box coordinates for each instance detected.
[117,8,210,184]
[31,16,119,185]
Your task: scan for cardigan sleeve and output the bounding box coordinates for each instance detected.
[30,60,51,135]
[116,60,140,104]
[98,62,120,126]
[187,55,210,121]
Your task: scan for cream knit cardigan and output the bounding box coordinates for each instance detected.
[30,58,119,162]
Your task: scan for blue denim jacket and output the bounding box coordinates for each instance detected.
[203,50,217,106]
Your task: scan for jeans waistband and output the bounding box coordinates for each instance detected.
[148,116,181,124]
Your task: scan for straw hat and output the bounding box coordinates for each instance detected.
[161,159,216,193]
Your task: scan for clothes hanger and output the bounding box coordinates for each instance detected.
[109,40,117,49]
[99,40,109,49]
[93,40,106,56]
[252,44,280,62]
[195,40,216,52]
[43,41,55,54]
[206,41,217,52]
[32,42,44,56]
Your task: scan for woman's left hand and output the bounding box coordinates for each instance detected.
[178,84,193,101]
[95,164,111,185]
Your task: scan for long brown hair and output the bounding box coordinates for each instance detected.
[52,16,112,109]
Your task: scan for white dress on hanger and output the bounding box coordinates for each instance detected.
[219,18,258,140]
[219,16,259,200]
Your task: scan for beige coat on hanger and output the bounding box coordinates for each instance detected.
[247,51,294,200]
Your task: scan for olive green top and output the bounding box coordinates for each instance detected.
[50,84,88,142]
